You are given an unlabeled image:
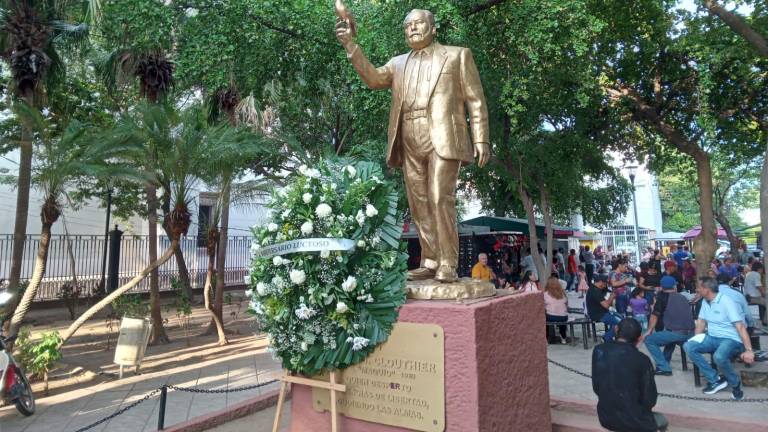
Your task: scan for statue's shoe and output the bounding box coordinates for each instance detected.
[407,267,436,281]
[434,265,458,283]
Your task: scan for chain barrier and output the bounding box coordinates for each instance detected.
[72,378,280,431]
[73,388,161,432]
[167,379,278,394]
[548,358,768,403]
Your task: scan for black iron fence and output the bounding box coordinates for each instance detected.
[0,233,253,301]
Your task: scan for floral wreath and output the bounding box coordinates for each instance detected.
[247,160,408,375]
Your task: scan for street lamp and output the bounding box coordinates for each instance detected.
[627,165,641,265]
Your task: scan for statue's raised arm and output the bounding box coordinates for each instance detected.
[334,1,393,90]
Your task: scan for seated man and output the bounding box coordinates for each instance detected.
[592,318,668,432]
[471,253,495,281]
[586,274,621,342]
[683,277,755,400]
[643,276,695,376]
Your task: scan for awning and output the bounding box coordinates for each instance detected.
[461,216,583,238]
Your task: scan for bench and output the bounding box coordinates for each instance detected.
[690,334,759,387]
[546,318,591,350]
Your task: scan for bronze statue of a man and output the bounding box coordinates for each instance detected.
[336,8,490,283]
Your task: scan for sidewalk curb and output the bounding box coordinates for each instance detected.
[161,388,290,432]
[551,396,766,432]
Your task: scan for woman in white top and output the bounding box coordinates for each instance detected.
[520,270,539,292]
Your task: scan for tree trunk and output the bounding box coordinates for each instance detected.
[161,194,193,301]
[145,184,169,344]
[174,247,193,300]
[703,0,768,58]
[761,140,768,271]
[8,222,54,338]
[3,121,34,327]
[519,183,546,282]
[208,182,231,344]
[58,241,179,347]
[203,228,228,345]
[693,154,718,277]
[540,188,555,279]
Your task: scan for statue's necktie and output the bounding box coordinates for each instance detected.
[406,51,425,108]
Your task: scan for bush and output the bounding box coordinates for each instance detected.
[13,328,63,394]
[111,294,149,319]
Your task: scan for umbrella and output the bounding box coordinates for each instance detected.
[683,225,729,240]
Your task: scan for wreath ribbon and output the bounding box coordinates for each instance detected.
[253,238,356,258]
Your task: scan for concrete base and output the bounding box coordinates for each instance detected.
[289,291,552,432]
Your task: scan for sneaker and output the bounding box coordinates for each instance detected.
[560,337,567,345]
[654,369,672,376]
[731,385,744,401]
[702,377,728,395]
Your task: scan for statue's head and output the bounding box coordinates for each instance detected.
[403,9,436,50]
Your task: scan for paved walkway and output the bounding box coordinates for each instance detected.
[549,291,768,422]
[0,344,282,432]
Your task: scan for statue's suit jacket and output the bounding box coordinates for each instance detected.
[347,42,489,168]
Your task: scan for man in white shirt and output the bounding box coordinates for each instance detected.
[743,262,765,326]
[521,247,537,279]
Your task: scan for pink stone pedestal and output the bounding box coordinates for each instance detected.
[289,292,552,432]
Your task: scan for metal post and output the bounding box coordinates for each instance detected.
[107,225,123,293]
[630,173,641,265]
[100,188,113,294]
[157,385,167,430]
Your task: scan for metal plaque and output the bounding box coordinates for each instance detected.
[313,322,445,431]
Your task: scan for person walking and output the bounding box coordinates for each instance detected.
[683,277,755,400]
[592,318,668,432]
[643,276,695,376]
[583,245,595,284]
[567,249,579,292]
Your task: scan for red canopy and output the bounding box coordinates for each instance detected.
[683,225,728,240]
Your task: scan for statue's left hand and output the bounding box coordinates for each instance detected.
[474,143,490,168]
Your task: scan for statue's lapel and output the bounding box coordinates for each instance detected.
[400,51,415,102]
[427,43,447,100]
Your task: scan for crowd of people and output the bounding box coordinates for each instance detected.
[469,240,765,430]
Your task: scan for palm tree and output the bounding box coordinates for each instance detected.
[7,103,140,338]
[59,103,215,347]
[0,0,99,325]
[101,46,176,344]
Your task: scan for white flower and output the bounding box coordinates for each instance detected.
[357,240,366,248]
[250,242,261,253]
[298,164,309,175]
[302,193,312,204]
[301,342,308,351]
[273,256,284,266]
[251,302,265,315]
[294,303,315,320]
[244,288,254,297]
[331,183,337,190]
[341,276,357,292]
[256,282,269,296]
[41,107,51,118]
[345,165,357,178]
[305,168,321,178]
[336,255,343,263]
[336,302,349,314]
[281,209,292,218]
[289,269,307,285]
[268,223,279,232]
[370,235,381,247]
[347,336,369,351]
[366,294,374,303]
[315,203,333,219]
[185,7,199,17]
[271,275,286,290]
[355,210,366,227]
[243,275,251,285]
[301,221,313,235]
[320,249,331,259]
[365,204,379,218]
